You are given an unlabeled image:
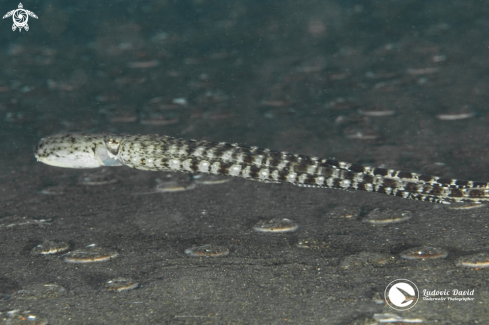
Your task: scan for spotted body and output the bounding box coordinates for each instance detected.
[34,133,489,204]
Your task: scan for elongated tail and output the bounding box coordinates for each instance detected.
[109,134,489,204]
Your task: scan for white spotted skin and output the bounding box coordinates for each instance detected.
[211,162,220,174]
[298,174,307,184]
[229,164,242,176]
[340,179,351,188]
[198,161,210,173]
[34,133,489,204]
[315,176,325,186]
[259,169,270,180]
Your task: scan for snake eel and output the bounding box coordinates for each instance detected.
[33,133,489,204]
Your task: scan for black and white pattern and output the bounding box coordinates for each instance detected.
[34,133,489,204]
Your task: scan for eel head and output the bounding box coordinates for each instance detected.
[34,133,123,168]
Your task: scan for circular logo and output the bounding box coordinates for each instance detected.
[385,279,419,311]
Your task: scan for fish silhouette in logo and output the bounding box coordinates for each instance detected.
[396,286,416,305]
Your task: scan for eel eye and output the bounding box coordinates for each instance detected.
[106,138,121,155]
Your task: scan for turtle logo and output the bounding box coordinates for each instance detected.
[3,3,38,32]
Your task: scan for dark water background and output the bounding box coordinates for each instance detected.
[3,0,489,179]
[1,1,489,323]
